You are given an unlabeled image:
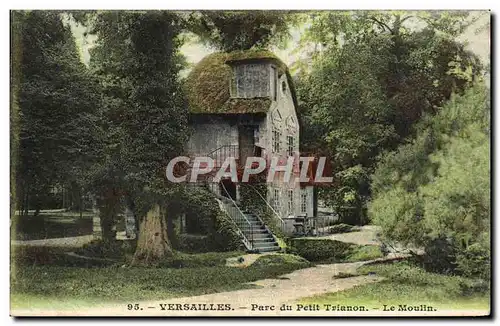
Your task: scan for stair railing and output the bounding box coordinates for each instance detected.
[206,144,239,168]
[196,144,257,251]
[218,179,254,250]
[246,184,286,235]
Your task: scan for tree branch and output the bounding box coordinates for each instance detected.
[370,17,392,33]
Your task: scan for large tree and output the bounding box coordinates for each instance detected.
[184,11,298,51]
[296,11,483,224]
[86,11,188,265]
[11,11,100,217]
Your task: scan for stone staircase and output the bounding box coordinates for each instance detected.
[218,196,280,253]
[187,144,282,253]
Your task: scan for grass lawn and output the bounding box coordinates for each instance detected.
[344,245,383,262]
[12,211,93,240]
[289,237,384,264]
[301,261,490,311]
[11,251,311,310]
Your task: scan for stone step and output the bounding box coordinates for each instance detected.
[249,239,275,245]
[241,228,268,234]
[250,233,273,239]
[255,246,281,253]
[252,238,275,244]
[254,238,278,247]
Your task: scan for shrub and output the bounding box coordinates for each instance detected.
[162,251,244,268]
[455,241,490,280]
[209,210,242,252]
[252,254,311,267]
[173,187,242,253]
[369,84,490,277]
[346,245,383,262]
[327,223,356,234]
[77,239,129,259]
[421,237,457,274]
[288,238,352,262]
[176,234,211,253]
[334,272,358,279]
[459,278,490,296]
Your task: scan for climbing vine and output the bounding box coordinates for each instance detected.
[239,171,286,240]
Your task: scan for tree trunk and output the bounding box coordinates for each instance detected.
[97,189,119,242]
[131,204,173,266]
[24,188,29,216]
[79,188,83,219]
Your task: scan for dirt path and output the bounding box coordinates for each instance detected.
[12,227,481,316]
[314,225,381,246]
[16,252,486,316]
[13,254,413,317]
[10,235,94,248]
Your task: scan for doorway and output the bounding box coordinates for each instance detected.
[220,178,237,200]
[238,125,255,166]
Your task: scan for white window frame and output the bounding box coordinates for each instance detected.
[287,135,294,156]
[300,192,307,214]
[287,189,294,214]
[271,188,281,212]
[272,128,281,153]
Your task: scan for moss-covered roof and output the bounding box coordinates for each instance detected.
[185,50,297,114]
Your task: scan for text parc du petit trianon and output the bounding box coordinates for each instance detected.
[249,303,437,312]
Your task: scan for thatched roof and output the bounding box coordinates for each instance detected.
[185,49,297,114]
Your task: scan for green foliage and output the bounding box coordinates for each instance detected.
[11,11,101,215]
[297,11,483,224]
[251,254,311,268]
[304,261,489,311]
[345,245,383,262]
[89,11,188,195]
[239,183,286,240]
[11,255,309,306]
[288,238,352,262]
[455,240,490,280]
[80,11,190,254]
[288,239,382,263]
[173,187,242,252]
[162,251,244,268]
[369,84,490,278]
[185,11,299,51]
[327,223,357,234]
[12,245,117,268]
[358,261,489,296]
[175,234,211,253]
[77,239,132,259]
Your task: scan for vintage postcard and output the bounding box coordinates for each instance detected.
[9,9,491,317]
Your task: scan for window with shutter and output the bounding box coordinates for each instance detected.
[231,63,270,98]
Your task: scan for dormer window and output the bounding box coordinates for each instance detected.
[230,63,270,98]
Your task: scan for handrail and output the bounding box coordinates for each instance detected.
[206,144,239,167]
[248,184,285,225]
[248,184,285,243]
[206,144,238,157]
[218,179,254,250]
